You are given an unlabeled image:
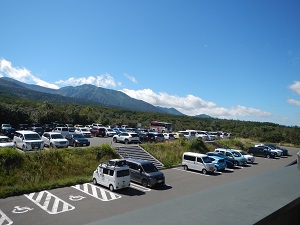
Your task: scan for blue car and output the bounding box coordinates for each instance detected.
[207,155,227,171]
[206,152,235,168]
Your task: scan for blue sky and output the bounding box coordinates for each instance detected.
[1,0,300,126]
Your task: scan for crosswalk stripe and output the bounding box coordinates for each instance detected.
[24,191,75,214]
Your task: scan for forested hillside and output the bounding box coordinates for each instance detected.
[1,93,300,146]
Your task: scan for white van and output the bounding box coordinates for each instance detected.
[178,130,196,140]
[13,130,44,151]
[92,159,130,191]
[182,152,216,174]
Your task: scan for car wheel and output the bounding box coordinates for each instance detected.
[183,165,188,170]
[202,169,207,175]
[113,137,117,143]
[93,178,97,185]
[50,143,55,149]
[22,145,26,151]
[233,161,238,166]
[109,184,114,192]
[141,179,148,187]
[73,142,77,147]
[266,154,271,159]
[124,139,129,144]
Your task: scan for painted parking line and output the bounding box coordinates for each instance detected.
[24,191,75,215]
[72,183,122,201]
[172,167,211,176]
[130,183,151,192]
[0,210,13,225]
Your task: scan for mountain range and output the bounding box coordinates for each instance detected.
[0,77,211,118]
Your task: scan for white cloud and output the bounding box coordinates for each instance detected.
[124,73,137,83]
[55,73,117,88]
[0,58,59,89]
[289,81,300,95]
[287,98,300,106]
[121,88,271,119]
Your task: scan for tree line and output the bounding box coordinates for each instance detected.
[1,95,300,146]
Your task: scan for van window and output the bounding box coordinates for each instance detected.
[24,134,41,140]
[109,170,114,176]
[117,169,130,177]
[183,155,196,161]
[142,163,158,173]
[197,157,203,163]
[103,168,109,175]
[127,162,139,170]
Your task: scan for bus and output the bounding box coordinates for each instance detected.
[150,120,173,133]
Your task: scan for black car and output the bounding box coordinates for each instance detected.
[141,133,156,142]
[2,128,16,139]
[248,146,276,158]
[31,126,44,136]
[18,124,29,130]
[65,133,90,147]
[206,152,236,168]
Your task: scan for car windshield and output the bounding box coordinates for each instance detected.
[203,156,212,163]
[24,134,41,140]
[239,151,247,155]
[0,137,11,143]
[142,163,158,173]
[232,151,242,157]
[81,128,88,131]
[51,134,64,139]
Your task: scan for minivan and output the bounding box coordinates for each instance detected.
[93,159,131,191]
[125,158,165,188]
[182,152,216,174]
[13,130,44,151]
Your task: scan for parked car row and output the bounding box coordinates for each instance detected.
[182,147,262,175]
[92,158,165,191]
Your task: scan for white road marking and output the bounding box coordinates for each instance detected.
[172,167,211,176]
[0,210,13,225]
[130,183,151,192]
[72,183,122,201]
[24,191,75,214]
[12,206,34,214]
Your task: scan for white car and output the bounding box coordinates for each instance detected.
[163,133,175,141]
[105,128,117,137]
[41,132,69,148]
[13,130,44,151]
[75,127,92,138]
[235,150,255,164]
[0,136,15,148]
[112,132,140,144]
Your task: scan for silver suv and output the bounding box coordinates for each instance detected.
[112,132,140,144]
[41,132,69,148]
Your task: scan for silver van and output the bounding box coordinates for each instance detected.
[125,158,165,188]
[182,152,216,174]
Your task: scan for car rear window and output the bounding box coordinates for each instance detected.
[131,133,139,137]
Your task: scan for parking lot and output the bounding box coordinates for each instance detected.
[0,144,299,225]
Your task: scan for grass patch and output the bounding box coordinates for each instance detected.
[0,144,119,198]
